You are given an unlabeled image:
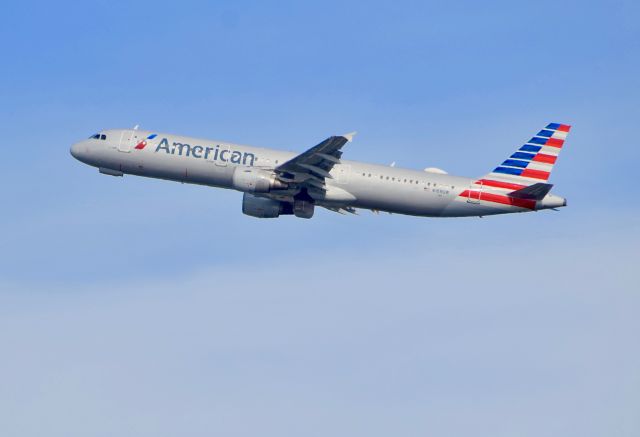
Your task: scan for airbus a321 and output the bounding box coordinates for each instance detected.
[70,123,570,219]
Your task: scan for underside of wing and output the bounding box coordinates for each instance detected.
[322,205,359,215]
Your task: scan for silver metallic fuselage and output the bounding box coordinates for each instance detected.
[70,129,566,218]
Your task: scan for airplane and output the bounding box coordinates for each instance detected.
[70,123,570,219]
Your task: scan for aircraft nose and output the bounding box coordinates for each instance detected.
[70,141,86,161]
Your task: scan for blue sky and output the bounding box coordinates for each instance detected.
[1,1,638,436]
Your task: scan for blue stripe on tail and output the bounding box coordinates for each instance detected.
[493,166,524,176]
[501,159,529,168]
[520,144,542,153]
[511,152,536,160]
[528,137,547,145]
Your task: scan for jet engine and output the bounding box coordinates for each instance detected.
[232,168,287,193]
[242,193,289,218]
[241,194,315,219]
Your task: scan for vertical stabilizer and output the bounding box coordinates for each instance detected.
[478,123,571,190]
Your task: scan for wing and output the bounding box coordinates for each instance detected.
[275,132,356,190]
[323,205,359,215]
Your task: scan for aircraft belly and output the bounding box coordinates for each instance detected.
[348,181,449,216]
[442,200,510,217]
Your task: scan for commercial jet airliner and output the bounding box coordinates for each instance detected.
[70,123,570,219]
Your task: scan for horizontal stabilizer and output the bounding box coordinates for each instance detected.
[508,183,553,200]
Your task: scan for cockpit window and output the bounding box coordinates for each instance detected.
[100,134,107,140]
[88,133,107,140]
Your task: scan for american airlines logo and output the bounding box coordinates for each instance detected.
[152,137,257,166]
[134,134,157,150]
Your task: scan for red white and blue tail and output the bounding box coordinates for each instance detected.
[478,123,571,190]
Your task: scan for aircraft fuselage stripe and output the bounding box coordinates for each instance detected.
[459,190,536,210]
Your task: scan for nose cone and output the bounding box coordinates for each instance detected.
[70,141,87,162]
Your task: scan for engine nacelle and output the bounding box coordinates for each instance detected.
[232,168,287,193]
[241,194,314,219]
[242,193,286,218]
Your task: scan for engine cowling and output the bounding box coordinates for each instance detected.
[241,194,314,219]
[242,193,286,218]
[232,168,287,193]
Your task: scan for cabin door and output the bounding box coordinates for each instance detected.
[118,130,134,152]
[466,181,482,204]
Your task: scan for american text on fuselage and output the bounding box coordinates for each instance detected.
[155,138,257,166]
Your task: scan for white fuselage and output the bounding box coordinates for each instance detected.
[70,129,565,218]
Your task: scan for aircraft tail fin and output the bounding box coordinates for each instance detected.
[477,123,571,190]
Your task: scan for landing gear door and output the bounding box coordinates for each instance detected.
[118,130,134,153]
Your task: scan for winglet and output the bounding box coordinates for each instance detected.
[341,131,357,142]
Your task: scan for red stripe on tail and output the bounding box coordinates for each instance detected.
[532,153,557,164]
[545,138,564,148]
[521,168,550,180]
